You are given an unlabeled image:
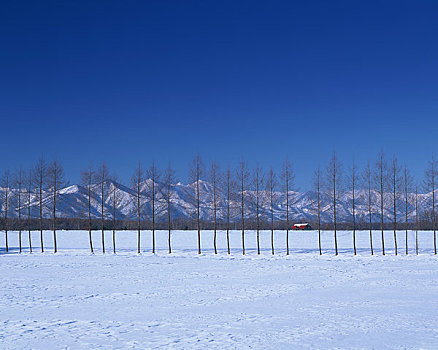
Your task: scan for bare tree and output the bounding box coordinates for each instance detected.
[348,160,358,255]
[81,166,95,254]
[163,163,176,254]
[146,161,161,254]
[314,166,322,255]
[95,162,110,253]
[26,169,33,253]
[281,159,295,255]
[424,157,437,254]
[14,168,25,253]
[253,165,265,255]
[267,168,277,255]
[210,161,220,254]
[1,171,11,252]
[363,161,373,255]
[47,160,67,253]
[389,156,401,255]
[190,154,204,254]
[375,151,387,255]
[326,152,343,255]
[34,157,47,252]
[236,160,249,255]
[225,167,235,255]
[110,176,123,254]
[415,186,419,255]
[131,162,145,254]
[403,165,413,255]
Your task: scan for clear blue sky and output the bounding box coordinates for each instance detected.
[1,1,437,189]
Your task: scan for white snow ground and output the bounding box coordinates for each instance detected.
[1,229,438,349]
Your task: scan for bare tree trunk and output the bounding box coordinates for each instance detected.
[88,186,93,254]
[351,161,356,255]
[393,183,397,256]
[366,161,373,255]
[34,158,46,253]
[268,168,276,255]
[4,188,8,252]
[424,158,437,254]
[137,186,140,254]
[27,170,32,253]
[53,185,57,253]
[147,162,162,254]
[48,160,66,254]
[95,162,110,254]
[2,171,9,252]
[282,160,294,255]
[101,178,105,254]
[434,172,437,255]
[333,167,338,256]
[391,157,400,256]
[167,189,171,254]
[89,182,93,253]
[236,161,248,255]
[256,168,261,255]
[113,202,116,254]
[404,166,408,255]
[167,181,171,254]
[197,167,201,254]
[378,153,385,256]
[226,168,231,255]
[235,160,248,255]
[326,153,342,256]
[19,181,22,253]
[415,187,418,255]
[213,189,217,254]
[271,192,274,256]
[152,177,155,254]
[211,162,218,254]
[164,163,175,254]
[112,179,117,254]
[149,162,157,254]
[112,205,116,254]
[286,179,289,255]
[393,170,397,256]
[190,155,203,254]
[84,168,94,254]
[52,169,57,253]
[16,169,23,253]
[317,167,322,255]
[435,194,437,255]
[284,164,289,256]
[135,163,142,254]
[40,173,43,253]
[241,169,245,256]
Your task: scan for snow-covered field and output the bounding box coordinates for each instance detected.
[1,229,438,349]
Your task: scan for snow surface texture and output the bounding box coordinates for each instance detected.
[1,230,438,349]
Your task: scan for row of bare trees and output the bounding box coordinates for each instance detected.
[1,159,67,254]
[0,156,294,255]
[315,151,437,256]
[1,152,438,256]
[186,156,297,256]
[79,161,168,255]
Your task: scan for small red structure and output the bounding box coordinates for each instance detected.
[292,223,312,230]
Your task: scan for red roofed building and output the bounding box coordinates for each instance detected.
[292,223,312,230]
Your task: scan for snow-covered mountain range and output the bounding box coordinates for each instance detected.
[0,180,435,223]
